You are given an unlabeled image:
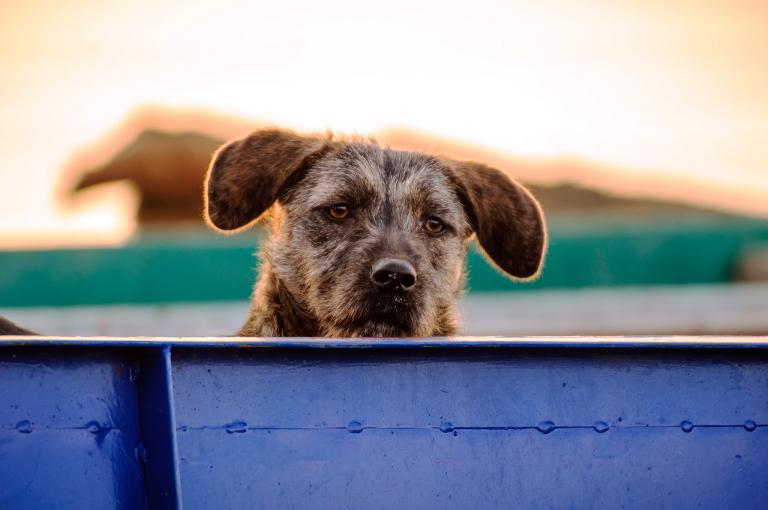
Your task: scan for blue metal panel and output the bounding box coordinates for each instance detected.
[0,348,146,509]
[170,347,768,509]
[1,338,767,509]
[177,427,766,509]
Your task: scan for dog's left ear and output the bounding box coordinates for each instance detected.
[445,161,547,279]
[204,129,330,232]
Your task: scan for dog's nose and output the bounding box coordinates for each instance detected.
[371,258,417,292]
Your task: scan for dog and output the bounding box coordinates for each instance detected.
[0,316,35,335]
[205,128,547,337]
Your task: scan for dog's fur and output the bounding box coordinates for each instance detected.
[205,128,546,337]
[0,316,35,335]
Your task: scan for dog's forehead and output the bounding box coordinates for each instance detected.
[336,142,438,177]
[302,142,455,202]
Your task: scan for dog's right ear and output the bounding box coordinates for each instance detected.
[204,129,329,232]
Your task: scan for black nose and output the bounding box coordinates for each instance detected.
[371,258,417,292]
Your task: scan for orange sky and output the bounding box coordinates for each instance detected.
[1,0,767,247]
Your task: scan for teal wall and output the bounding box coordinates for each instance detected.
[469,218,768,291]
[1,218,766,307]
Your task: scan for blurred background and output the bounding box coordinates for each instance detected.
[1,0,767,336]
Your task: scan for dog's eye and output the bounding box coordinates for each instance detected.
[424,217,445,234]
[328,203,350,220]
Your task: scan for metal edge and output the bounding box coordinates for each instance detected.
[137,346,183,509]
[1,335,768,349]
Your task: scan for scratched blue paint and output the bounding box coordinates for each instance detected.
[0,348,146,509]
[171,348,768,509]
[1,339,767,509]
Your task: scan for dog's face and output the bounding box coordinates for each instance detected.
[205,129,546,337]
[274,144,471,336]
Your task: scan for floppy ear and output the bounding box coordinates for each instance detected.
[204,129,330,232]
[446,161,547,279]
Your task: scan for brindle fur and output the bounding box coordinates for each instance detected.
[0,317,36,335]
[205,129,546,337]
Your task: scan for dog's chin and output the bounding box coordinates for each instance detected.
[352,319,414,338]
[331,294,421,338]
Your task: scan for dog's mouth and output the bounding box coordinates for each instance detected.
[338,290,418,337]
[373,291,410,313]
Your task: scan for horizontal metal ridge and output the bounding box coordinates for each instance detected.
[1,335,768,349]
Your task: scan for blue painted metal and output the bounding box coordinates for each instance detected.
[2,335,768,349]
[137,346,182,508]
[1,337,767,509]
[0,347,146,508]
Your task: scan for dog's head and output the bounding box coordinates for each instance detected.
[205,129,546,337]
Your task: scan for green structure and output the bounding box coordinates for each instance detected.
[1,217,766,308]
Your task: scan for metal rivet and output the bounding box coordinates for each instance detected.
[680,420,694,433]
[593,421,609,433]
[744,420,757,432]
[135,443,148,464]
[225,421,248,434]
[347,421,363,434]
[537,421,556,434]
[16,420,32,434]
[439,422,454,433]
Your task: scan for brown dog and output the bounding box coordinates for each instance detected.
[205,128,546,337]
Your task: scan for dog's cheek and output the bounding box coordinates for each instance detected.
[408,241,464,337]
[326,240,379,321]
[302,222,373,322]
[422,237,465,293]
[272,213,332,310]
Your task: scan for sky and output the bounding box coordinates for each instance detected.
[1,0,767,247]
